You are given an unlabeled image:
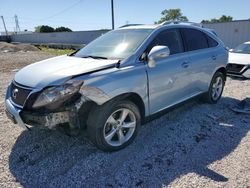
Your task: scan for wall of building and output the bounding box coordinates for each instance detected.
[10,30,109,45]
[3,21,250,49]
[204,20,250,48]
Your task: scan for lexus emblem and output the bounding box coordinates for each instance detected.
[12,88,19,99]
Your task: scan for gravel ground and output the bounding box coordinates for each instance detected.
[0,51,249,188]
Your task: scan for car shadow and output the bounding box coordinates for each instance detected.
[8,97,250,187]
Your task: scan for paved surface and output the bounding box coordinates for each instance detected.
[0,51,249,188]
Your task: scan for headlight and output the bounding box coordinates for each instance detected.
[32,80,83,108]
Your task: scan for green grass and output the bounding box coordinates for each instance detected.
[39,46,75,55]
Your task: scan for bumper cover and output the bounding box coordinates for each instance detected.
[5,93,88,130]
[4,82,103,129]
[227,65,250,79]
[21,110,71,129]
[5,99,27,129]
[5,97,80,129]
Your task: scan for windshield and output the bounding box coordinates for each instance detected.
[73,29,153,59]
[232,43,250,54]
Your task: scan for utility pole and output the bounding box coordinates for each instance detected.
[111,0,114,30]
[14,14,21,33]
[1,16,8,36]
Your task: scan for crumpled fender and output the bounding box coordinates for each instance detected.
[79,86,110,105]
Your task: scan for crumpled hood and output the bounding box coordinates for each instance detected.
[14,55,118,88]
[229,52,250,65]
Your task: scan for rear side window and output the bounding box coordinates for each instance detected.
[148,29,184,55]
[181,28,208,51]
[207,35,218,47]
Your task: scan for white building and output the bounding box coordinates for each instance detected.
[204,20,250,48]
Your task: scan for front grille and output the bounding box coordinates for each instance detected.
[226,63,245,73]
[10,82,32,107]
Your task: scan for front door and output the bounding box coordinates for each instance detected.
[146,29,193,114]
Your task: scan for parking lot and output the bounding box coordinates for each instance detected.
[0,51,249,187]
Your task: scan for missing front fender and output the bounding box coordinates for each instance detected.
[79,86,110,105]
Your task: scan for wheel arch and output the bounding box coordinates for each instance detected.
[216,67,227,81]
[103,92,146,120]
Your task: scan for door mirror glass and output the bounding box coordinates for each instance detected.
[148,45,170,68]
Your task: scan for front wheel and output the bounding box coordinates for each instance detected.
[87,100,141,152]
[204,71,225,103]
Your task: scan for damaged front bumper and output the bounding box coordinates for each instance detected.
[5,98,80,130]
[227,64,250,79]
[21,110,72,129]
[5,93,88,130]
[5,98,27,129]
[5,81,111,130]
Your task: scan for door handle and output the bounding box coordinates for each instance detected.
[212,55,217,60]
[181,62,189,68]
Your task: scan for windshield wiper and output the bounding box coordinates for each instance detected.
[81,55,108,60]
[68,49,80,56]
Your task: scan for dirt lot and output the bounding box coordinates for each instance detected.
[0,51,249,188]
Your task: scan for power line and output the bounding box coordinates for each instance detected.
[39,0,84,21]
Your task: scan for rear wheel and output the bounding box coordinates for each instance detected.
[204,71,225,103]
[87,100,141,151]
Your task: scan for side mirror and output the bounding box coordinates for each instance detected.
[148,45,170,68]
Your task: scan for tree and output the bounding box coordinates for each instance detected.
[219,15,233,22]
[55,26,72,32]
[34,26,42,32]
[201,15,233,23]
[35,25,54,33]
[155,9,188,24]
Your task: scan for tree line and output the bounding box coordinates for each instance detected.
[155,9,235,24]
[35,25,72,33]
[35,9,247,32]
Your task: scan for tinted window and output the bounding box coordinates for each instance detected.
[148,29,184,55]
[207,35,218,47]
[181,28,208,51]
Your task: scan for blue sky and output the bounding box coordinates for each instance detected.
[1,0,250,31]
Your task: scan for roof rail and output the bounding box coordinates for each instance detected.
[159,21,203,28]
[119,24,144,28]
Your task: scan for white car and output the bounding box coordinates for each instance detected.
[227,42,250,79]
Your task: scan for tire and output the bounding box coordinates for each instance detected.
[204,71,225,104]
[87,100,141,152]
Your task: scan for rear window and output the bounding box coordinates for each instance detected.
[181,28,208,51]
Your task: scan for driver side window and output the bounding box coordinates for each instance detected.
[147,29,184,55]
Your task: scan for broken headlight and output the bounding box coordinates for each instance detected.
[32,80,83,108]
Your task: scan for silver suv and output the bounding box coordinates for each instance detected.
[5,22,228,151]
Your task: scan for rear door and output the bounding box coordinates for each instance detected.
[146,29,193,114]
[180,28,219,92]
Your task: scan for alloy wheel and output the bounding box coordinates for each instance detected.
[211,76,223,101]
[103,108,136,147]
